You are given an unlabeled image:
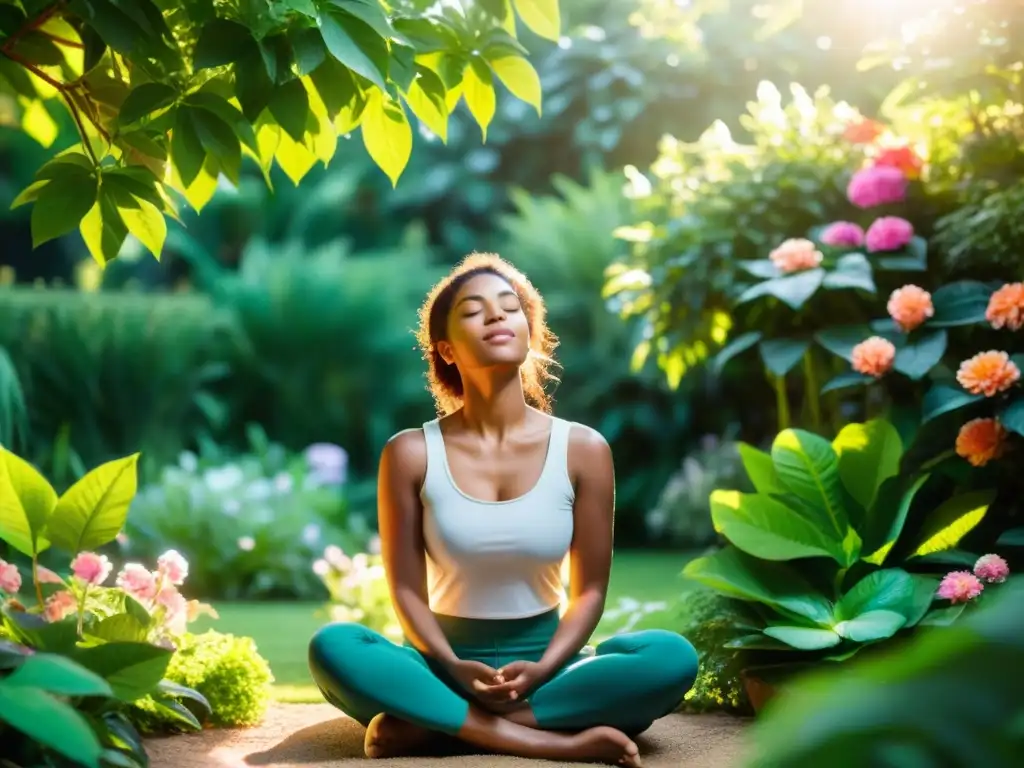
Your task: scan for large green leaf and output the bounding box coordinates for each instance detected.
[763,625,841,650]
[738,269,825,310]
[862,474,929,565]
[0,448,57,556]
[31,167,99,248]
[1,609,78,654]
[834,569,914,621]
[318,8,388,90]
[909,491,995,559]
[711,490,848,564]
[682,546,833,625]
[892,329,947,380]
[820,371,873,394]
[832,609,906,643]
[737,443,786,494]
[711,331,762,375]
[5,653,113,697]
[832,420,903,513]
[89,614,149,643]
[512,0,561,41]
[929,281,992,327]
[999,396,1024,437]
[814,324,873,362]
[759,338,810,377]
[771,429,850,546]
[0,685,102,768]
[46,454,139,554]
[822,253,875,293]
[488,54,542,116]
[921,383,983,423]
[360,89,412,186]
[997,527,1024,547]
[72,642,172,702]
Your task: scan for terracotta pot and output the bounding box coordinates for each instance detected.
[740,670,778,714]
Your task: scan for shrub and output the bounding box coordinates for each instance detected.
[124,432,363,600]
[646,433,747,547]
[131,630,273,732]
[314,544,401,641]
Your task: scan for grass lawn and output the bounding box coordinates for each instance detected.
[195,549,695,703]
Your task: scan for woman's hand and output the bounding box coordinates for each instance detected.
[484,660,550,701]
[445,659,508,704]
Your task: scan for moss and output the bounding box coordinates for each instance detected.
[675,588,751,715]
[131,630,274,733]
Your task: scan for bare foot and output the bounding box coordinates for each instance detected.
[363,713,433,758]
[570,726,642,767]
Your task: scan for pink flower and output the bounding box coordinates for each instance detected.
[936,571,984,604]
[851,336,896,378]
[769,238,823,273]
[36,566,65,585]
[70,552,113,586]
[820,222,865,248]
[157,586,188,634]
[973,554,1009,584]
[887,285,934,332]
[116,564,158,601]
[157,550,189,586]
[847,166,908,209]
[0,560,21,594]
[44,590,77,622]
[866,217,914,253]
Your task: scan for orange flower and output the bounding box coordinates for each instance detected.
[986,282,1024,331]
[769,238,823,273]
[851,336,896,378]
[955,418,1007,467]
[956,351,1021,397]
[887,285,933,332]
[843,119,885,144]
[874,145,924,180]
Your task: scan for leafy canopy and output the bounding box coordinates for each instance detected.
[0,0,558,264]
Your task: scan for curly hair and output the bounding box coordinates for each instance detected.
[415,253,559,416]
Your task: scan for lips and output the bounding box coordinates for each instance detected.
[483,328,515,341]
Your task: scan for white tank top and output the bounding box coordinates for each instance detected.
[419,417,575,619]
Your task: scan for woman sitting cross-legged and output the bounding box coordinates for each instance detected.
[308,253,698,766]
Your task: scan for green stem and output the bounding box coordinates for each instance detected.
[803,351,822,432]
[774,373,791,431]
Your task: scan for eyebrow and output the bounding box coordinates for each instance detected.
[455,290,519,307]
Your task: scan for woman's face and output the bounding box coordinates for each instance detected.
[438,272,531,374]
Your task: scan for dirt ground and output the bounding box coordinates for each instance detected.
[146,704,751,768]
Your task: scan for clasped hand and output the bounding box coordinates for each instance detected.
[447,659,547,709]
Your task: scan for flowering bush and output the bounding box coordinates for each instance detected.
[123,436,368,600]
[684,419,998,666]
[313,540,401,640]
[0,448,218,766]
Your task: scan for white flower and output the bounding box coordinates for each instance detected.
[237,536,256,551]
[312,559,330,577]
[205,465,244,493]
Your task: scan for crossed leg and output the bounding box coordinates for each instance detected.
[308,623,697,765]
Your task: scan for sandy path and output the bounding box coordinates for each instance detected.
[146,704,750,768]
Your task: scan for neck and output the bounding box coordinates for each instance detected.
[459,368,529,436]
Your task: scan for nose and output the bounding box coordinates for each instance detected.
[484,302,506,323]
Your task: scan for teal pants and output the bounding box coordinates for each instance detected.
[307,608,698,737]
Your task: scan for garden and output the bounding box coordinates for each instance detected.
[1,0,1022,767]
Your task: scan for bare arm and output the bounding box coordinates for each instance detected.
[536,425,615,676]
[377,430,459,666]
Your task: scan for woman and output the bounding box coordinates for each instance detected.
[308,254,698,766]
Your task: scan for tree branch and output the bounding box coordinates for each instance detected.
[2,48,103,166]
[0,2,65,55]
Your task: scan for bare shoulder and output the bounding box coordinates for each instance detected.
[380,428,428,483]
[566,422,613,477]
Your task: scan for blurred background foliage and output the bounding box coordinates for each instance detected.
[1,0,1022,552]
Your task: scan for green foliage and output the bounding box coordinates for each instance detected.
[130,630,273,731]
[497,169,698,530]
[674,588,750,715]
[0,0,559,265]
[0,644,153,768]
[606,82,859,390]
[123,431,363,600]
[315,546,400,639]
[746,578,1024,767]
[0,287,237,485]
[0,345,27,450]
[684,420,994,660]
[646,434,749,547]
